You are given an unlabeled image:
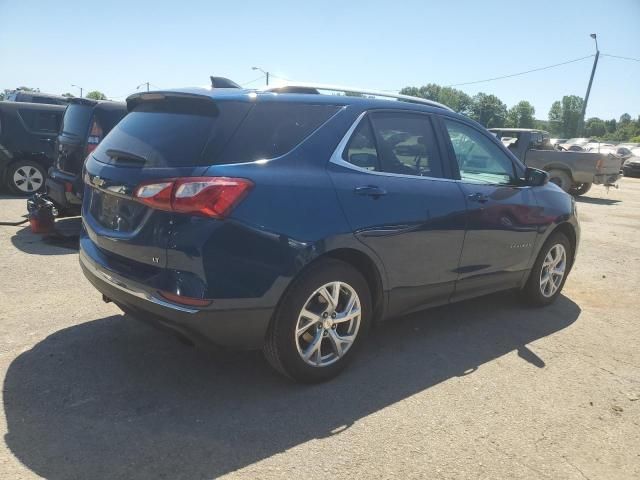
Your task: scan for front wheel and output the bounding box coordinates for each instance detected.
[547,169,573,193]
[569,182,592,196]
[264,259,371,383]
[520,232,572,307]
[6,160,46,195]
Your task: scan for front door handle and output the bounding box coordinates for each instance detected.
[468,192,489,203]
[354,185,387,198]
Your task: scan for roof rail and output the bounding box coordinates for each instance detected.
[261,82,454,111]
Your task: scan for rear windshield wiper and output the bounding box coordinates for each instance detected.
[105,149,147,165]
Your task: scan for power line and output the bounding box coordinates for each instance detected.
[269,73,291,82]
[241,75,266,86]
[447,54,595,87]
[601,53,640,63]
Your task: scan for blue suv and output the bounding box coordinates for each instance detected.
[79,86,579,382]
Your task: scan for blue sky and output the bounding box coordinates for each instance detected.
[1,0,638,120]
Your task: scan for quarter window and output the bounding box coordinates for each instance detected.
[343,118,379,171]
[444,119,516,185]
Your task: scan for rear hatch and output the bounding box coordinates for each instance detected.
[56,102,93,175]
[82,93,252,271]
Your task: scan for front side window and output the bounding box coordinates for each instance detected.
[444,119,515,185]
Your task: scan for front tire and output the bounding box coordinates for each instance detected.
[520,232,572,307]
[547,169,573,193]
[570,182,592,196]
[6,160,46,195]
[264,258,371,383]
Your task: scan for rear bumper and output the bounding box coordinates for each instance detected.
[79,242,273,350]
[593,172,621,186]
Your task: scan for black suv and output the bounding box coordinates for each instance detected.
[0,101,65,194]
[46,98,127,214]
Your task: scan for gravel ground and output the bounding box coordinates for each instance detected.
[0,179,639,480]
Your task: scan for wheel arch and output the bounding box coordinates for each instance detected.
[549,222,578,268]
[280,246,387,327]
[544,163,574,179]
[323,248,386,324]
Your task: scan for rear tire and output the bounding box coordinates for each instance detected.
[520,232,572,307]
[547,169,572,193]
[264,258,371,383]
[6,160,46,195]
[570,182,592,196]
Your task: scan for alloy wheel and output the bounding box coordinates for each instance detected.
[13,165,44,193]
[295,281,361,367]
[539,244,566,298]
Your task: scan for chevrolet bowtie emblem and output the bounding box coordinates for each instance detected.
[92,176,105,187]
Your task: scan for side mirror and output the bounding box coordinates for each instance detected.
[525,167,549,186]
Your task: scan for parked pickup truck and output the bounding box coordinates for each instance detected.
[489,128,621,196]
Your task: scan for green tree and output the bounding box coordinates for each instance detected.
[469,93,507,128]
[604,118,617,134]
[400,83,472,115]
[506,101,535,128]
[619,113,631,124]
[85,90,107,100]
[61,92,74,98]
[547,95,583,137]
[584,117,606,137]
[16,86,39,92]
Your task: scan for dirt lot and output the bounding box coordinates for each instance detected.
[0,179,639,480]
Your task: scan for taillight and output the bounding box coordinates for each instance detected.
[85,118,104,155]
[133,177,253,218]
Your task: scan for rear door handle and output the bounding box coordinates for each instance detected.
[354,185,387,198]
[468,192,489,203]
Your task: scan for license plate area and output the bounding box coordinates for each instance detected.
[89,188,147,233]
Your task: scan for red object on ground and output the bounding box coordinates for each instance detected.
[29,209,55,234]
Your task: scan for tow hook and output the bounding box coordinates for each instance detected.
[102,294,113,304]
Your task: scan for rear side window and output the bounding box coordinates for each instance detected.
[18,109,61,133]
[369,112,443,178]
[219,103,340,164]
[62,104,93,137]
[341,112,444,178]
[35,112,61,132]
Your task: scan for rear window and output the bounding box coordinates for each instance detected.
[218,103,341,164]
[62,104,93,137]
[92,99,339,167]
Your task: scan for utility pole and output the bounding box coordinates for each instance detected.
[136,82,150,92]
[252,66,269,86]
[71,84,83,98]
[580,33,600,135]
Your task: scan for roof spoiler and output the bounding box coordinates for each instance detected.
[126,91,217,112]
[210,76,241,89]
